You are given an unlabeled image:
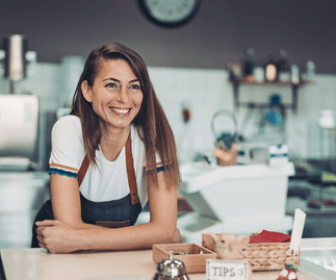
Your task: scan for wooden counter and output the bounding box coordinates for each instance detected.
[0,247,322,280]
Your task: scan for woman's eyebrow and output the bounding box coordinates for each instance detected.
[103,77,120,82]
[102,78,139,83]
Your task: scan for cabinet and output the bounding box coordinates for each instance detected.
[0,172,50,249]
[230,78,310,112]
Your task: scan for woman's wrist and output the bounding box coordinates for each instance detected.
[73,228,87,251]
[73,226,106,251]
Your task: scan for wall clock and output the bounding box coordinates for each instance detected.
[138,0,201,28]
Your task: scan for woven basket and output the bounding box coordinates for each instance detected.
[242,242,300,271]
[240,232,300,271]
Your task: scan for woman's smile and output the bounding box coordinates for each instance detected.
[109,107,132,115]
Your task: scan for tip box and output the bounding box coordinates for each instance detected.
[152,243,217,273]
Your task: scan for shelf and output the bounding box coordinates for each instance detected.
[230,78,310,112]
[231,77,310,86]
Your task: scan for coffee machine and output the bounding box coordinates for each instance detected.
[0,34,38,170]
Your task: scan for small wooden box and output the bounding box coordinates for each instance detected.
[152,243,217,273]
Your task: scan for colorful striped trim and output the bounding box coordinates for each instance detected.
[145,165,165,175]
[156,161,163,173]
[49,167,78,179]
[49,163,78,172]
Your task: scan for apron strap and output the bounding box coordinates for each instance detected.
[78,155,90,187]
[77,133,139,205]
[125,135,139,205]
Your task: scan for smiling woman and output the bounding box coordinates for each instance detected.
[31,43,181,253]
[81,59,144,146]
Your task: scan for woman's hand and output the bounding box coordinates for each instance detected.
[171,228,183,243]
[36,220,79,254]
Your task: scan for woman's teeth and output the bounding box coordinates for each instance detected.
[111,108,130,114]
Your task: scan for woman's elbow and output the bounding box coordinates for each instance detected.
[155,225,178,244]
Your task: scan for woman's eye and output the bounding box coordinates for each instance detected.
[106,83,119,89]
[129,84,140,91]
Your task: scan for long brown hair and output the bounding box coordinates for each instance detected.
[71,43,180,189]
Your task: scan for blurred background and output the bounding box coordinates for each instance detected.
[0,0,336,248]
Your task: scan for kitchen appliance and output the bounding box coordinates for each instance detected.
[0,34,36,94]
[237,142,289,166]
[177,161,295,244]
[0,35,48,251]
[0,94,39,170]
[0,35,39,170]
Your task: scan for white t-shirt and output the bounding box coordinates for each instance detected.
[49,115,160,208]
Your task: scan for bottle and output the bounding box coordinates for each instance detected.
[277,49,291,82]
[306,60,315,81]
[291,65,300,84]
[228,62,242,81]
[253,66,265,83]
[243,48,255,81]
[264,55,277,82]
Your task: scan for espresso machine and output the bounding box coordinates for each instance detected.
[0,34,38,171]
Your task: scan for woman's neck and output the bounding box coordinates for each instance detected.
[100,125,130,161]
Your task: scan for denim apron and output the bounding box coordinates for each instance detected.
[31,135,142,248]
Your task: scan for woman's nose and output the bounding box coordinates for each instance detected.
[116,87,129,103]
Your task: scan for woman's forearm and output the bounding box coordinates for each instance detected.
[75,221,175,251]
[36,219,175,253]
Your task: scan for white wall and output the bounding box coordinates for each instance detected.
[149,67,336,162]
[1,62,335,168]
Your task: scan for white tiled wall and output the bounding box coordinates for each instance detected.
[149,67,336,162]
[1,62,336,166]
[148,67,233,162]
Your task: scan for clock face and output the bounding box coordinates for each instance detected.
[138,0,201,28]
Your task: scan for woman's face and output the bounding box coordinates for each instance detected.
[82,59,143,131]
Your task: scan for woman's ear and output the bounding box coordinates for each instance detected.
[81,80,93,102]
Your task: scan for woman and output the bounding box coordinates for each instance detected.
[32,43,181,253]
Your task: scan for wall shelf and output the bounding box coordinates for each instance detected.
[230,78,310,112]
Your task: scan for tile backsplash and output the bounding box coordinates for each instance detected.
[149,67,336,163]
[1,62,335,169]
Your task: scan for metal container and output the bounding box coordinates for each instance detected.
[3,34,27,81]
[153,251,190,280]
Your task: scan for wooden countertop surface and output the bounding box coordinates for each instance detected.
[0,247,323,280]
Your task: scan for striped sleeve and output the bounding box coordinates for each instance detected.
[48,115,84,179]
[49,163,78,179]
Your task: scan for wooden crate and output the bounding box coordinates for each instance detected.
[152,243,217,273]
